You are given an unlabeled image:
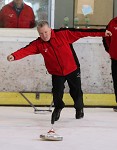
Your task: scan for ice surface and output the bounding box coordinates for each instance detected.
[0,107,117,150]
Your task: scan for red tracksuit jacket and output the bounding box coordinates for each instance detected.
[12,29,105,76]
[103,17,117,60]
[0,2,35,28]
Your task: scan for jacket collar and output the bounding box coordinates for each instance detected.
[9,1,24,8]
[51,29,56,38]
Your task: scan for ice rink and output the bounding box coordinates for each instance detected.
[0,106,117,150]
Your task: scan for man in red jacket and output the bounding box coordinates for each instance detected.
[103,17,117,112]
[0,0,35,28]
[7,21,112,124]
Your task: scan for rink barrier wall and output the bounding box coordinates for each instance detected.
[0,92,116,107]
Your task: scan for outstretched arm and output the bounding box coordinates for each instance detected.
[7,39,39,61]
[62,28,112,44]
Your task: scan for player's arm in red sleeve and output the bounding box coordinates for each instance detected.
[102,23,112,52]
[7,39,40,61]
[63,28,111,44]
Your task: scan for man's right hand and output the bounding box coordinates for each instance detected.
[7,55,15,61]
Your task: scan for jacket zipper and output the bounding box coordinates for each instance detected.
[12,9,19,27]
[13,7,22,28]
[49,42,64,75]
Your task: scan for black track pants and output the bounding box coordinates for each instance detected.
[111,59,117,102]
[52,69,84,110]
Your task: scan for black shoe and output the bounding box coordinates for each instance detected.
[51,108,62,124]
[75,109,84,119]
[113,106,117,112]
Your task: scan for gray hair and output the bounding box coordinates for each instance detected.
[37,20,49,28]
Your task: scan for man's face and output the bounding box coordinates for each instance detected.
[13,0,23,6]
[37,24,51,42]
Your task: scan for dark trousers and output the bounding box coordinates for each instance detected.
[111,59,117,102]
[52,69,84,110]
